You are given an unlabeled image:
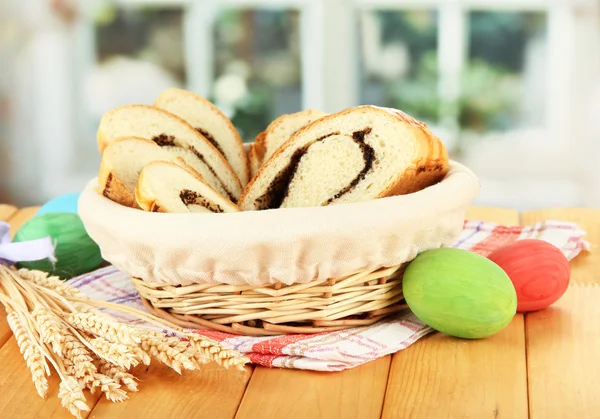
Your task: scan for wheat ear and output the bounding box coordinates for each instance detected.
[6,311,49,398]
[1,265,250,419]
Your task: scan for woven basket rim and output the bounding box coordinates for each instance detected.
[79,159,479,287]
[133,264,410,336]
[80,159,478,221]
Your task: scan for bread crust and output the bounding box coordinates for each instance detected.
[154,88,250,185]
[377,107,449,197]
[248,131,267,179]
[247,110,327,177]
[98,136,158,208]
[98,164,138,208]
[97,104,243,199]
[134,167,161,212]
[264,109,326,138]
[238,105,449,208]
[135,160,241,213]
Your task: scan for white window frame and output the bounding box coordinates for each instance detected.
[27,0,598,208]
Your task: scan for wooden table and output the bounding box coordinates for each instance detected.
[0,204,598,419]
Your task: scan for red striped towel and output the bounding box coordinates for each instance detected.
[67,219,590,372]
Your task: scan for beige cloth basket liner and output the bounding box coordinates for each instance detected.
[78,160,480,287]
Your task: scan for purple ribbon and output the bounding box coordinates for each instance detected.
[0,221,56,266]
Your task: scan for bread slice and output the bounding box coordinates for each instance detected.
[248,132,267,178]
[248,109,328,177]
[154,88,250,186]
[97,104,242,202]
[98,137,178,208]
[238,105,449,210]
[135,161,240,214]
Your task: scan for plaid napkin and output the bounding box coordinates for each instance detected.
[66,219,590,372]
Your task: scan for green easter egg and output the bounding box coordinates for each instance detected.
[13,213,104,280]
[403,247,517,339]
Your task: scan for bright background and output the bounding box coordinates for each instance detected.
[1,0,599,210]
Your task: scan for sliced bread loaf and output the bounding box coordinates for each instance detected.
[135,161,240,214]
[248,109,328,177]
[99,137,177,208]
[97,104,242,202]
[154,88,250,186]
[248,132,267,178]
[238,105,449,210]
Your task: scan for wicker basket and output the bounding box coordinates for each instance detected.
[79,160,480,335]
[134,264,407,336]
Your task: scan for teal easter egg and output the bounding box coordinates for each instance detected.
[13,213,103,280]
[403,248,517,339]
[36,193,80,216]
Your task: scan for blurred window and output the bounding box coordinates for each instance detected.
[78,5,186,172]
[211,8,302,142]
[9,0,589,208]
[358,10,439,126]
[461,11,547,133]
[95,7,186,85]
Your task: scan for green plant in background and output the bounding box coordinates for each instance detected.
[226,84,274,141]
[366,10,440,124]
[387,51,439,124]
[461,11,545,132]
[369,10,544,136]
[458,60,520,132]
[92,1,117,25]
[87,6,543,145]
[211,9,301,142]
[380,53,520,132]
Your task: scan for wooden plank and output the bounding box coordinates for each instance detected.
[1,207,253,419]
[0,207,93,419]
[0,337,102,419]
[89,363,253,419]
[1,204,253,418]
[0,207,40,349]
[522,208,600,419]
[0,305,10,349]
[521,208,600,286]
[382,207,528,419]
[466,206,521,225]
[236,357,391,419]
[0,205,14,347]
[0,204,17,221]
[0,204,16,350]
[236,207,520,419]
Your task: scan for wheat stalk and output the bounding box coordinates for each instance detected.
[96,358,139,392]
[62,329,97,381]
[88,372,128,402]
[63,296,250,373]
[137,331,197,374]
[6,311,49,398]
[59,332,127,403]
[58,323,127,402]
[188,335,249,370]
[17,269,85,299]
[88,336,141,370]
[58,376,90,419]
[0,265,250,418]
[31,307,66,356]
[64,312,141,345]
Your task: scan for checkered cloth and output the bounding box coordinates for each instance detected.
[66,219,590,372]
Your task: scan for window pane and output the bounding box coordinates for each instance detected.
[358,10,439,125]
[212,9,302,142]
[88,6,186,109]
[79,6,186,171]
[461,11,547,132]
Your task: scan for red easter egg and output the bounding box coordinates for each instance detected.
[487,239,570,312]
